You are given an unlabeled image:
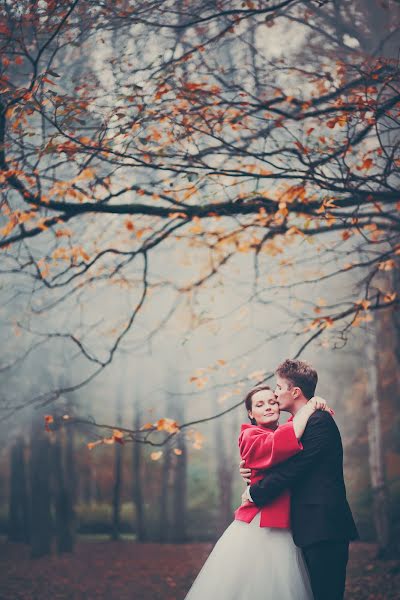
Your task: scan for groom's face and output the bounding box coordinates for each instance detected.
[274,376,294,411]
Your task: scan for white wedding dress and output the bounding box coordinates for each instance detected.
[185,511,313,599]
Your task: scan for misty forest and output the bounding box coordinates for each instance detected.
[0,0,399,598]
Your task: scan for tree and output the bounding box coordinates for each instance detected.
[30,419,52,558]
[214,413,236,536]
[111,392,124,540]
[52,432,75,553]
[1,0,398,418]
[1,0,399,558]
[7,436,29,543]
[171,390,187,543]
[285,0,400,558]
[132,399,146,541]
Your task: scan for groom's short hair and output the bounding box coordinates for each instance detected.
[276,359,318,399]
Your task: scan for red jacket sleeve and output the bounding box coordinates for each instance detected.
[239,423,303,470]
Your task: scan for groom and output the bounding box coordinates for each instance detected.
[240,359,358,600]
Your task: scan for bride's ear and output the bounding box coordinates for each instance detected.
[248,412,257,425]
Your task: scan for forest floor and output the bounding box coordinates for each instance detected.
[0,538,399,599]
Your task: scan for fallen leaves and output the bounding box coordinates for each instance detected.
[0,539,397,599]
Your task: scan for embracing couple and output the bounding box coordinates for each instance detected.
[185,359,358,600]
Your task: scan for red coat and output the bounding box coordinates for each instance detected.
[234,421,302,528]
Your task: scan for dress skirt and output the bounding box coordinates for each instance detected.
[185,512,313,599]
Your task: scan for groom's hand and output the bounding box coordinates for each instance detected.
[239,459,251,484]
[241,489,251,506]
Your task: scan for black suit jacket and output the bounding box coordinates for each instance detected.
[249,411,359,547]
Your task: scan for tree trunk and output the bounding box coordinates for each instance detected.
[132,403,146,541]
[171,400,187,543]
[30,430,52,558]
[52,435,75,554]
[8,438,30,543]
[365,317,395,558]
[111,442,123,540]
[159,443,172,542]
[215,416,234,536]
[94,466,103,503]
[65,419,78,505]
[111,395,123,540]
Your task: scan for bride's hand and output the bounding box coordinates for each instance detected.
[239,459,251,484]
[309,396,335,415]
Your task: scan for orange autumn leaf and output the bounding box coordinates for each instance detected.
[168,212,188,219]
[248,369,266,381]
[124,219,135,231]
[150,451,163,461]
[0,219,17,236]
[87,440,103,450]
[294,141,308,154]
[156,418,179,433]
[356,298,371,310]
[192,431,205,450]
[140,422,154,430]
[150,129,162,141]
[378,259,395,271]
[185,82,204,91]
[103,436,115,445]
[323,317,334,328]
[55,228,72,238]
[75,167,95,180]
[44,415,54,432]
[113,429,125,444]
[189,375,208,389]
[188,216,202,234]
[384,292,397,303]
[173,448,183,456]
[356,158,373,171]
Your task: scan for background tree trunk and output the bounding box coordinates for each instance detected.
[365,316,395,558]
[52,434,75,554]
[159,440,172,542]
[132,400,146,541]
[81,463,94,505]
[30,424,52,558]
[111,394,123,541]
[171,395,187,543]
[7,438,29,543]
[65,416,78,505]
[215,415,234,536]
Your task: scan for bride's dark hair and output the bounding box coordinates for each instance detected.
[244,385,272,425]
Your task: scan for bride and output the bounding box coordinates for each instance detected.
[184,385,328,600]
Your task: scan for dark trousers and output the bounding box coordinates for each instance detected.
[302,540,349,600]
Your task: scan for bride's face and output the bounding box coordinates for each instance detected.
[248,390,280,428]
